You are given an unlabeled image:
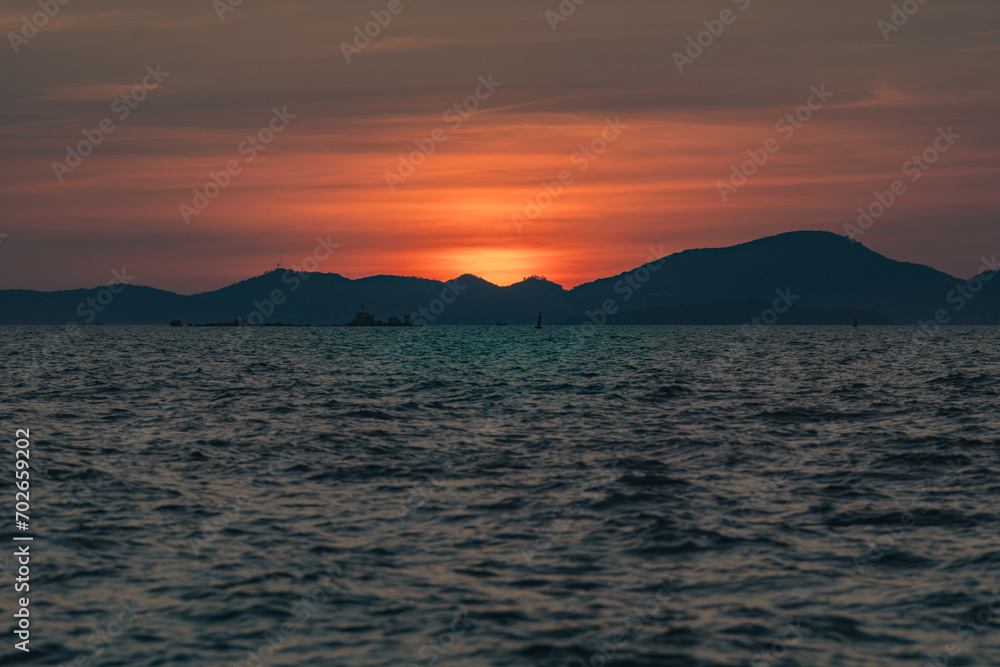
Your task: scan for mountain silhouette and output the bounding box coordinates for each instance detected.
[1,231,996,325]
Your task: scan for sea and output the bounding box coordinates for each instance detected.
[1,325,998,666]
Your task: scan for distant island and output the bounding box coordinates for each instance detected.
[346,305,415,327]
[1,231,996,326]
[167,305,417,327]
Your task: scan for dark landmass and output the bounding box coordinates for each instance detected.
[555,302,895,326]
[1,231,997,325]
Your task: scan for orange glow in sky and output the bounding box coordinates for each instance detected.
[1,1,998,292]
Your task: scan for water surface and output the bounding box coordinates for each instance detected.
[1,325,998,666]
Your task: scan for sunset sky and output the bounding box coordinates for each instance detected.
[1,0,998,293]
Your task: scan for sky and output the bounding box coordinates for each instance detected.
[1,0,998,293]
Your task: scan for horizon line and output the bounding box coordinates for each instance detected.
[6,229,986,296]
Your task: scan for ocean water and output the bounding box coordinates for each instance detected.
[1,325,999,667]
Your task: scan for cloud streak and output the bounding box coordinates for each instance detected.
[1,0,998,292]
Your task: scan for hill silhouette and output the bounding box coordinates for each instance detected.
[1,231,996,325]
